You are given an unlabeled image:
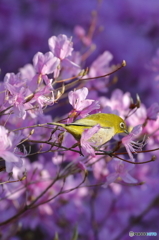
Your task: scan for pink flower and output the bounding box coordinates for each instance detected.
[48,34,73,60]
[19,64,36,81]
[33,51,60,75]
[86,51,113,93]
[147,102,159,120]
[99,89,131,117]
[4,73,33,119]
[30,86,54,114]
[104,159,138,187]
[80,124,101,157]
[0,126,24,174]
[19,64,37,92]
[4,73,26,89]
[122,125,144,161]
[68,87,100,118]
[89,51,113,78]
[60,51,81,79]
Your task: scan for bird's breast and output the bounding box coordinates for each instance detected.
[88,127,115,147]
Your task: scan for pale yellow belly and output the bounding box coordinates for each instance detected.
[88,127,115,147]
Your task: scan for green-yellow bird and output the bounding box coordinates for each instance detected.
[48,113,128,147]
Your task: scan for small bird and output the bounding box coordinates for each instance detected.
[48,113,128,147]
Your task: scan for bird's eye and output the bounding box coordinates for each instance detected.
[120,122,125,129]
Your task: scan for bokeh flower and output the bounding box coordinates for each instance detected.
[122,125,144,161]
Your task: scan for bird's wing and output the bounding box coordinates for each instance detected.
[66,118,111,129]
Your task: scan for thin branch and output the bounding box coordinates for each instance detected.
[0,105,13,115]
[0,175,59,226]
[81,60,126,81]
[31,171,87,208]
[11,123,48,132]
[114,155,156,164]
[0,170,87,226]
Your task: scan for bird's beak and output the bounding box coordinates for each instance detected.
[124,129,129,134]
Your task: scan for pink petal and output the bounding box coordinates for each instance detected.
[103,173,118,187]
[81,142,96,157]
[33,52,44,73]
[131,125,142,136]
[124,145,135,162]
[41,52,60,75]
[33,52,60,75]
[121,172,138,184]
[80,101,100,117]
[48,34,73,59]
[68,87,95,111]
[80,125,100,157]
[147,102,159,120]
[81,125,101,141]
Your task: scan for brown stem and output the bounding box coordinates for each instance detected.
[31,171,87,209]
[0,170,87,226]
[0,176,59,226]
[80,60,126,81]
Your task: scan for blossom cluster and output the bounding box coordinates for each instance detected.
[0,32,158,240]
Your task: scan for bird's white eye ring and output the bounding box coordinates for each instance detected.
[120,122,125,129]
